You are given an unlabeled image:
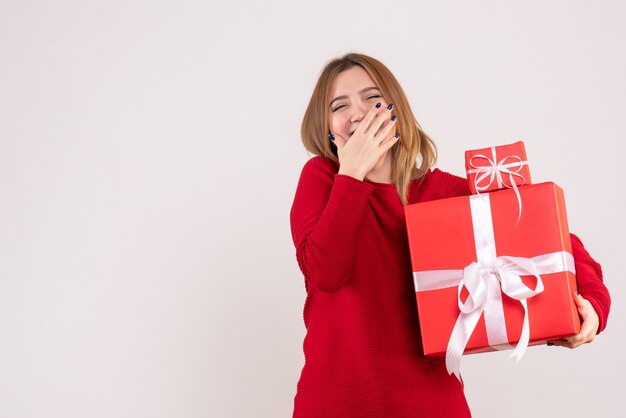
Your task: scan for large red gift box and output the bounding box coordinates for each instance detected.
[404,182,580,366]
[465,141,531,194]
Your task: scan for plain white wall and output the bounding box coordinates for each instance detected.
[1,0,624,417]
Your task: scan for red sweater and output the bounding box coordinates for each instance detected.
[289,156,610,418]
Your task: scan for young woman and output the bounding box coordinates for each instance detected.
[289,52,610,417]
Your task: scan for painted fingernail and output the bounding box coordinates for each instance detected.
[394,133,400,139]
[329,133,335,141]
[375,102,382,108]
[387,103,394,110]
[547,342,554,346]
[560,338,568,342]
[391,115,397,122]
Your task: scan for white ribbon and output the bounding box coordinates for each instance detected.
[466,146,529,223]
[412,194,576,380]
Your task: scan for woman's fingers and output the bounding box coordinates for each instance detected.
[546,294,599,349]
[574,293,589,319]
[352,101,395,140]
[369,103,395,137]
[546,338,571,348]
[381,133,400,152]
[574,293,599,340]
[573,292,585,309]
[377,114,398,145]
[329,133,346,152]
[548,327,593,349]
[353,102,385,137]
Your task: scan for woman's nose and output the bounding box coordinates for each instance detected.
[349,102,368,123]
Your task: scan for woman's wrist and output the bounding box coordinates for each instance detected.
[337,167,365,181]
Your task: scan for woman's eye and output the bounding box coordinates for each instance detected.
[331,96,380,112]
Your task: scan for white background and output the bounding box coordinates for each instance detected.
[1,1,625,417]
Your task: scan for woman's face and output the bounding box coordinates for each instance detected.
[327,66,390,142]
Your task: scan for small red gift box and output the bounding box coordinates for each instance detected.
[404,182,580,377]
[465,141,531,194]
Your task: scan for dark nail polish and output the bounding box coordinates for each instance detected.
[547,342,554,346]
[394,133,400,139]
[375,102,382,108]
[387,103,394,110]
[560,338,568,342]
[391,115,397,122]
[329,133,335,141]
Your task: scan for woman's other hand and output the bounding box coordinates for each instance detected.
[547,293,600,349]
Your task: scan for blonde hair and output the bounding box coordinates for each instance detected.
[301,52,437,205]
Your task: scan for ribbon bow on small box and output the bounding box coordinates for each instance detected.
[465,141,531,194]
[465,141,532,223]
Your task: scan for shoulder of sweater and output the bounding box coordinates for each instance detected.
[424,168,471,198]
[300,155,339,180]
[428,167,466,184]
[304,155,338,172]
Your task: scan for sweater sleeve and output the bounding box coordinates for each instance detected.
[290,156,375,293]
[570,233,611,334]
[429,169,471,198]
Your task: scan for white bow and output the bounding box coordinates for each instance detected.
[467,147,528,223]
[446,256,544,379]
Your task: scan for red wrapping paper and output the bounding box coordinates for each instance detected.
[465,141,531,194]
[405,182,580,357]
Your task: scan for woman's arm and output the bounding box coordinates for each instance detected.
[548,233,610,348]
[290,156,375,293]
[571,233,610,333]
